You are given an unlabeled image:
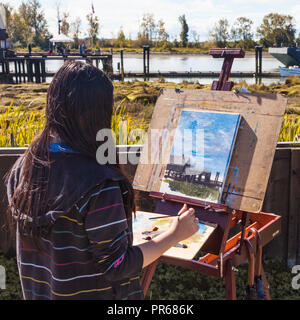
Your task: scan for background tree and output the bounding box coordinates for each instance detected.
[209,18,229,47]
[178,14,189,47]
[190,30,200,48]
[231,17,254,49]
[8,11,30,47]
[60,11,70,36]
[86,13,99,48]
[20,0,50,48]
[71,17,81,48]
[257,13,296,47]
[116,27,126,47]
[140,13,156,41]
[157,19,169,46]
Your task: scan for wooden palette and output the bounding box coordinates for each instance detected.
[132,210,217,260]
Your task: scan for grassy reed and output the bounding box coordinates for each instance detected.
[0,100,147,147]
[279,114,300,142]
[1,97,300,147]
[111,98,147,145]
[0,101,45,147]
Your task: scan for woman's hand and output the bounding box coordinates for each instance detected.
[169,204,199,243]
[138,203,200,268]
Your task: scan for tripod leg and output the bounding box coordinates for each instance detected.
[141,260,159,296]
[261,265,271,300]
[225,259,237,300]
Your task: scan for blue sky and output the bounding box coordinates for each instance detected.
[3,0,300,40]
[171,110,240,181]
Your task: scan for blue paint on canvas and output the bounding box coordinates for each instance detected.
[160,110,240,203]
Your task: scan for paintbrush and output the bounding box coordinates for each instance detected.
[148,215,218,229]
[149,214,181,220]
[148,212,202,220]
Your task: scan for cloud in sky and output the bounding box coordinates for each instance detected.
[3,0,300,40]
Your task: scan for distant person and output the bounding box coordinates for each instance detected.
[28,43,32,55]
[82,44,87,55]
[57,45,64,55]
[5,60,199,300]
[79,44,83,55]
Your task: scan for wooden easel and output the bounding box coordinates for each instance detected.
[139,49,281,300]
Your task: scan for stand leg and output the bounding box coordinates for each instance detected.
[141,260,159,297]
[225,259,237,300]
[261,266,271,300]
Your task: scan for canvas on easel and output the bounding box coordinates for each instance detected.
[159,110,241,203]
[133,89,287,213]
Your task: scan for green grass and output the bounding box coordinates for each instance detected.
[0,252,298,300]
[0,254,22,300]
[146,259,300,300]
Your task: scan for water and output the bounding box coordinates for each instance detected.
[10,52,284,85]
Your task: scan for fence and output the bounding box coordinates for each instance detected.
[0,145,299,265]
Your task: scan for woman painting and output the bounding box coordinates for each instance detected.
[6,60,199,300]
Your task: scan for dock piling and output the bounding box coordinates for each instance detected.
[120,49,124,81]
[143,45,150,77]
[255,46,263,76]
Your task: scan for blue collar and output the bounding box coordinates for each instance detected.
[49,143,79,154]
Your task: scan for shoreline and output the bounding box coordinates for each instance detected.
[15,47,272,57]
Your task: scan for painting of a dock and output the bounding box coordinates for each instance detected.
[160,110,241,203]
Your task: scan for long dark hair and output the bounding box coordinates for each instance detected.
[7,60,135,237]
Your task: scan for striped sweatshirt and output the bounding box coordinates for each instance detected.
[7,153,144,300]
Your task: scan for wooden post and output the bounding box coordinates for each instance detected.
[146,46,150,76]
[210,48,245,91]
[5,60,9,75]
[255,46,258,75]
[35,61,41,83]
[259,47,262,75]
[41,59,46,83]
[120,49,124,81]
[225,259,237,300]
[106,55,113,78]
[18,61,22,83]
[143,46,146,76]
[287,149,300,266]
[255,46,263,76]
[27,60,33,82]
[14,60,18,84]
[143,45,150,78]
[21,60,26,83]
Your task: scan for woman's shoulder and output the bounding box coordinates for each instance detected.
[50,153,124,182]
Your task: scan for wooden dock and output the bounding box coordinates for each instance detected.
[122,71,281,78]
[0,49,282,84]
[0,51,114,84]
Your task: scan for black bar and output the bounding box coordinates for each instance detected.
[120,49,124,81]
